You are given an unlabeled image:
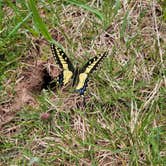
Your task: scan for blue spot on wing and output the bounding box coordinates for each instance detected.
[75,78,89,95]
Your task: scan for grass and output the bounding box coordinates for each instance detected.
[0,0,166,165]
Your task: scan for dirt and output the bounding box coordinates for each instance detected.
[0,59,58,129]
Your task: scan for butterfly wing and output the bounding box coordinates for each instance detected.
[50,44,75,86]
[76,52,108,95]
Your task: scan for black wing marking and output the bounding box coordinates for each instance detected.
[50,44,75,85]
[75,52,108,95]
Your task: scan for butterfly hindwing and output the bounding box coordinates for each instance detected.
[76,77,89,95]
[50,44,74,86]
[76,52,108,95]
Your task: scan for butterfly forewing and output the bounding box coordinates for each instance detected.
[76,52,108,95]
[50,44,74,85]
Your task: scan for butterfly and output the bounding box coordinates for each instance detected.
[50,43,108,95]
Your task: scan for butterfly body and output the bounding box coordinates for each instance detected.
[50,44,108,95]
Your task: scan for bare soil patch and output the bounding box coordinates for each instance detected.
[0,53,58,129]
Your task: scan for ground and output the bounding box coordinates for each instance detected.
[0,0,165,165]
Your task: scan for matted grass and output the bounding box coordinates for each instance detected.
[0,0,165,165]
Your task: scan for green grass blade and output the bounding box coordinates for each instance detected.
[66,0,103,21]
[113,0,121,16]
[7,12,32,38]
[27,0,52,42]
[120,10,129,39]
[0,2,3,29]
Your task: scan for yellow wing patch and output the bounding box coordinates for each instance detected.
[85,61,97,73]
[76,73,88,90]
[75,61,96,90]
[53,46,73,85]
[63,70,73,85]
[75,53,107,94]
[55,47,69,70]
